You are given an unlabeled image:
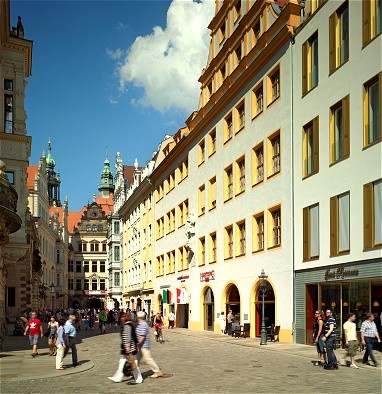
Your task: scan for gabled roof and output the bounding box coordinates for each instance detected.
[27,165,38,190]
[67,208,86,234]
[123,165,135,185]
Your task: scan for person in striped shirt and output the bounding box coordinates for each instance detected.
[361,313,381,367]
[322,309,338,370]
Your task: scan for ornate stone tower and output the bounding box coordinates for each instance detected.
[98,157,115,198]
[45,139,61,207]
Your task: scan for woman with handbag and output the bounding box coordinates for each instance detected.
[108,312,143,384]
[47,315,58,356]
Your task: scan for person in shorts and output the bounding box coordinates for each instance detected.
[343,313,359,368]
[23,311,43,357]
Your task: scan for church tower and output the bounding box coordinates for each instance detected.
[98,157,115,198]
[45,138,61,207]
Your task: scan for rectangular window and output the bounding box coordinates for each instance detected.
[303,204,320,260]
[252,82,263,117]
[267,132,281,177]
[5,171,14,184]
[92,261,98,272]
[68,260,74,272]
[253,213,264,252]
[4,79,13,133]
[224,113,233,143]
[113,221,120,234]
[100,261,105,273]
[251,19,261,47]
[224,225,234,259]
[84,279,89,291]
[267,66,280,105]
[310,0,325,15]
[68,279,74,291]
[76,261,81,273]
[156,216,164,238]
[198,184,206,216]
[208,176,217,210]
[235,156,245,195]
[364,179,382,249]
[75,279,82,291]
[114,272,120,287]
[219,64,226,86]
[302,31,319,95]
[199,237,206,266]
[198,139,205,165]
[219,20,226,44]
[178,159,188,183]
[364,73,381,147]
[330,192,350,255]
[302,117,319,177]
[209,232,217,263]
[235,220,246,256]
[362,0,382,46]
[114,246,120,261]
[178,200,188,228]
[330,95,350,163]
[83,261,89,272]
[208,128,216,156]
[224,164,233,201]
[252,143,264,185]
[100,279,105,291]
[7,287,16,307]
[329,1,349,73]
[235,100,245,133]
[268,206,281,248]
[102,243,107,252]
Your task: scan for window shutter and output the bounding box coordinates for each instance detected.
[362,0,371,46]
[342,95,350,157]
[302,41,308,95]
[363,183,373,249]
[313,116,319,173]
[330,196,338,256]
[303,207,310,260]
[329,12,336,73]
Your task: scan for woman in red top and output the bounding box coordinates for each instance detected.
[23,311,43,357]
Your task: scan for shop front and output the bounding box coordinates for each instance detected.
[295,259,382,345]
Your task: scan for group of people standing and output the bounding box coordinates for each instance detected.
[313,309,381,370]
[23,311,79,370]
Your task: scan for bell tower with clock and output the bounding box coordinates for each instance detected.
[98,157,115,199]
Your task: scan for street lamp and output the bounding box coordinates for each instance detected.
[49,283,55,311]
[258,269,268,345]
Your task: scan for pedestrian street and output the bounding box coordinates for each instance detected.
[1,325,381,394]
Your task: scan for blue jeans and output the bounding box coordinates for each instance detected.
[325,336,337,367]
[363,337,377,365]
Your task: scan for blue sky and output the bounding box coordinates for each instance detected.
[10,0,214,211]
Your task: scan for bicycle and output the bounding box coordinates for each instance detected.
[155,324,164,343]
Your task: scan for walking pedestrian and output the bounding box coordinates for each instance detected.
[343,313,359,368]
[168,310,175,329]
[55,318,66,370]
[361,312,381,367]
[23,311,43,357]
[47,315,58,356]
[227,309,233,336]
[219,311,226,335]
[63,315,79,367]
[136,311,163,378]
[313,310,325,366]
[322,309,338,370]
[98,308,107,334]
[123,312,142,384]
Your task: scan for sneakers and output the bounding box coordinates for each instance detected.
[350,363,359,369]
[151,371,164,378]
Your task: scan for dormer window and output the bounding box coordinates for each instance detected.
[234,1,241,23]
[219,21,226,44]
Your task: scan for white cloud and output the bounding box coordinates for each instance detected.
[116,0,215,114]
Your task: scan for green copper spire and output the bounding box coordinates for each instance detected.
[46,138,55,169]
[98,156,115,198]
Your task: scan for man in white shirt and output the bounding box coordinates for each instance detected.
[168,311,175,329]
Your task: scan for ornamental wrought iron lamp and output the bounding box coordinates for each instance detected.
[38,283,46,299]
[258,269,268,345]
[49,282,55,310]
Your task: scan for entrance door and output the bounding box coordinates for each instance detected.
[204,287,215,331]
[255,282,275,336]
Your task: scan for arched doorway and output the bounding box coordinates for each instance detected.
[87,298,102,310]
[136,298,142,311]
[203,287,214,331]
[157,294,163,314]
[226,284,240,318]
[255,282,275,336]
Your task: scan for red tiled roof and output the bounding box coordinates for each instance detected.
[49,206,65,224]
[67,209,85,233]
[27,166,38,190]
[123,165,135,185]
[96,194,114,215]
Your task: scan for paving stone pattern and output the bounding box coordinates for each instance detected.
[1,324,381,393]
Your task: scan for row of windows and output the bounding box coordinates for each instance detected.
[78,242,107,252]
[303,179,382,261]
[68,278,106,291]
[68,260,106,273]
[156,159,188,203]
[156,199,189,239]
[302,0,381,96]
[156,205,282,276]
[3,79,13,133]
[85,224,104,232]
[127,262,153,285]
[302,73,381,178]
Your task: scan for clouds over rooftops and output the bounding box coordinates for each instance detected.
[112,0,214,114]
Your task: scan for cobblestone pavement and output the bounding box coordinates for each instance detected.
[1,324,381,394]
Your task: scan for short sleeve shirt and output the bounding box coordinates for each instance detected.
[324,316,336,337]
[343,321,357,341]
[27,319,42,336]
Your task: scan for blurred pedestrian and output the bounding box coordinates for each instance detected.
[313,310,325,366]
[361,312,381,367]
[64,315,79,367]
[322,309,338,370]
[47,315,58,356]
[219,312,226,335]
